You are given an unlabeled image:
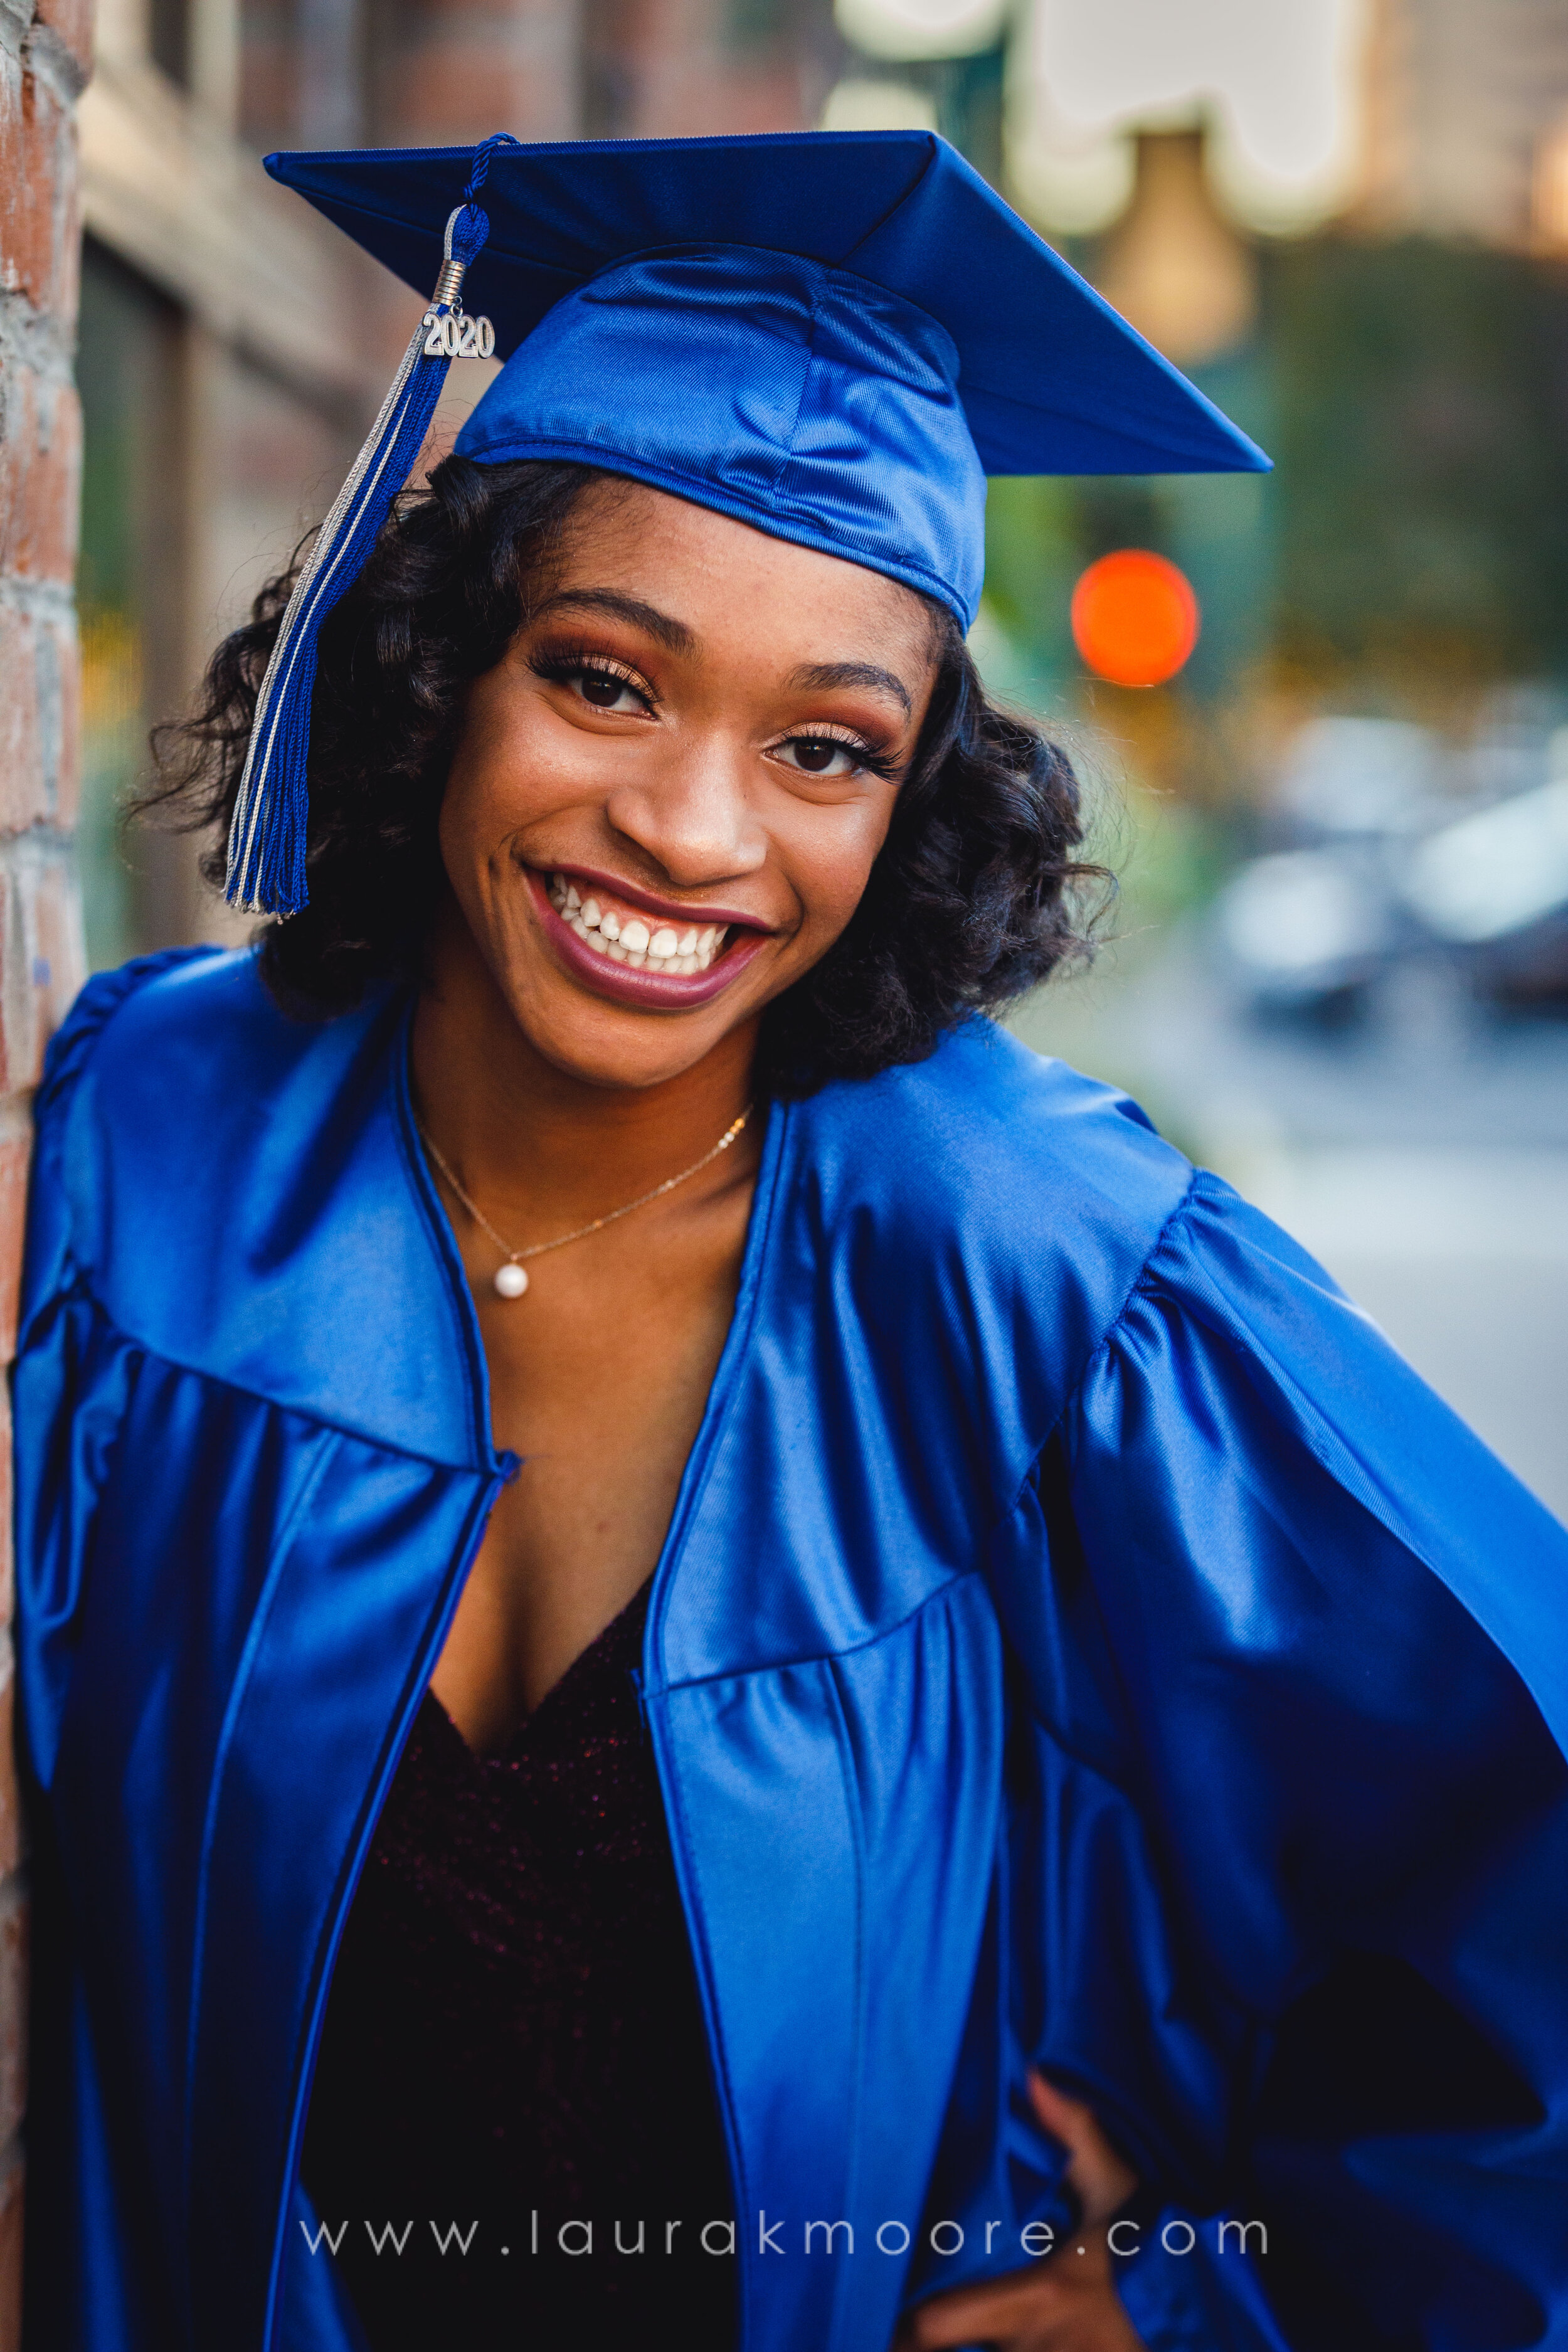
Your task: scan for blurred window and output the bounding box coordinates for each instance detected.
[149,0,191,87]
[76,241,186,972]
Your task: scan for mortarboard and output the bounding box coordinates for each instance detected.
[229,130,1269,914]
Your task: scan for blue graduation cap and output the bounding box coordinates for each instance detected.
[230,129,1268,914]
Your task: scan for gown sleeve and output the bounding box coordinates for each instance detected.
[13,951,210,1788]
[1011,1168,1568,2349]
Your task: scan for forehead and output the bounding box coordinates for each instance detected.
[548,477,942,668]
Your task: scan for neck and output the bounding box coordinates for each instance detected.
[410,901,760,1227]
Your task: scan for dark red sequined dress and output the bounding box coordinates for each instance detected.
[302,1581,736,2349]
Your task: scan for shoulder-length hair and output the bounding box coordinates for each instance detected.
[148,457,1107,1097]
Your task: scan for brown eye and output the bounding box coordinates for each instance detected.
[773,735,862,778]
[580,671,630,709]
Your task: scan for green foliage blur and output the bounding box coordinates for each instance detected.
[1269,238,1568,692]
[982,230,1568,756]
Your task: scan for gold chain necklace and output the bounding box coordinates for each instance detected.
[415,1106,753,1299]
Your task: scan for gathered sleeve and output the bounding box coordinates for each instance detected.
[12,954,203,1789]
[996,1170,1568,2348]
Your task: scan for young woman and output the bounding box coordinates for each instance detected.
[16,132,1568,2352]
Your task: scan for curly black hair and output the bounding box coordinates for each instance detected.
[147,456,1108,1097]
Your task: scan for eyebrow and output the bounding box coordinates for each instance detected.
[787,659,914,720]
[534,594,916,719]
[533,586,695,652]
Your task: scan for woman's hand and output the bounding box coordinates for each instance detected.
[892,2074,1145,2351]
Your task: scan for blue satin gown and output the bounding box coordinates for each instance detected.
[13,946,1568,2351]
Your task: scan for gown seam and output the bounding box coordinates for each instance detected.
[181,1422,343,2326]
[820,1653,869,2352]
[649,1563,983,1695]
[643,1706,756,2345]
[261,1458,515,2352]
[638,1102,790,2352]
[1004,1158,1204,1526]
[26,1279,484,1473]
[389,1002,501,1474]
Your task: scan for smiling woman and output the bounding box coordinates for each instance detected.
[16,130,1568,2352]
[149,457,1096,1097]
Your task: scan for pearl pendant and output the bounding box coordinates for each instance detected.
[493,1261,529,1299]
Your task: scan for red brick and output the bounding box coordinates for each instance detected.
[0,876,22,1104]
[0,369,81,585]
[0,855,84,1097]
[0,1147,27,1367]
[36,0,97,83]
[0,613,78,833]
[0,5,82,2337]
[45,613,80,830]
[50,107,81,329]
[0,2158,21,2352]
[30,611,78,826]
[33,850,85,1049]
[0,1684,20,1888]
[0,1395,13,1627]
[0,617,68,839]
[0,1886,28,2152]
[0,58,70,313]
[0,620,44,836]
[384,45,580,145]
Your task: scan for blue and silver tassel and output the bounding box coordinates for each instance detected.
[225,135,514,914]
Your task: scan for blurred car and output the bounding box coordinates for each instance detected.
[1215,716,1435,1014]
[1217,712,1568,1016]
[1214,847,1402,1014]
[1273,715,1443,843]
[1398,757,1568,1005]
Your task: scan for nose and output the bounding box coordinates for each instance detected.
[603,735,769,890]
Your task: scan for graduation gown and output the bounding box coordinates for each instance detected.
[13,945,1568,2352]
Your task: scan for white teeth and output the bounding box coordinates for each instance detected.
[562,889,730,977]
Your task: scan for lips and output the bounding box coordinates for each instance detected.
[527,866,771,1010]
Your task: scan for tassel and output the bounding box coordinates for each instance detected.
[225,134,517,914]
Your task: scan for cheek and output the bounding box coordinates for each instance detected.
[437,756,512,915]
[783,790,898,941]
[438,683,576,877]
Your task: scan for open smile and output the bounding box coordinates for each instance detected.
[527,866,774,1010]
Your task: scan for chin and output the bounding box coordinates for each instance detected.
[504,965,751,1093]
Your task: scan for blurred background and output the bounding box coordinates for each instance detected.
[75,0,1568,1515]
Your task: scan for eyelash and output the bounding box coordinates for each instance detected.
[530,646,898,779]
[773,726,899,781]
[530,647,655,707]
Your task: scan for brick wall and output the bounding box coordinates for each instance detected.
[0,0,90,2328]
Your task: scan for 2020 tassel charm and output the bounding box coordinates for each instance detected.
[223,135,515,916]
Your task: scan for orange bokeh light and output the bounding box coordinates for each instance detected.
[1070,549,1200,688]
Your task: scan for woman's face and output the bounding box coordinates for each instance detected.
[438,479,940,1090]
